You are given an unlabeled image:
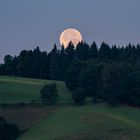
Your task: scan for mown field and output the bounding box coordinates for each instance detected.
[0,76,140,140]
[0,76,71,103]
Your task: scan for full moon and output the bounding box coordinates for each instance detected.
[60,28,83,48]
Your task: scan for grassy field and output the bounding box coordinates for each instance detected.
[0,76,71,103]
[18,105,140,140]
[0,76,140,140]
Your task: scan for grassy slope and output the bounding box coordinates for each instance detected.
[18,105,140,140]
[0,76,71,103]
[0,76,140,140]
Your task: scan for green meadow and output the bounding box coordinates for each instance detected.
[0,76,71,103]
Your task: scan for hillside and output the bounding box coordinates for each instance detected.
[0,76,71,103]
[0,76,140,140]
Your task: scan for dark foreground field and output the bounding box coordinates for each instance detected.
[0,106,56,131]
[18,105,140,140]
[0,76,140,140]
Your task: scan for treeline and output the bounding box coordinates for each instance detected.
[0,43,74,80]
[66,60,140,107]
[0,41,140,107]
[1,42,140,80]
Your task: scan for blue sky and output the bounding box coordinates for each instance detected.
[0,0,140,62]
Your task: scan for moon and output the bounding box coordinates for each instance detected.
[60,28,83,48]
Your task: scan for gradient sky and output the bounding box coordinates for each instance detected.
[0,0,140,62]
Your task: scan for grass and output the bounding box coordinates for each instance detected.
[0,76,71,103]
[18,105,140,140]
[0,76,140,140]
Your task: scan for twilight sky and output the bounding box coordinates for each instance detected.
[0,0,140,62]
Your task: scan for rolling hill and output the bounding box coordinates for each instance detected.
[0,76,140,140]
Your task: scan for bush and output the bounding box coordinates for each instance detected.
[92,97,101,104]
[106,97,119,107]
[2,103,8,107]
[18,102,26,107]
[0,116,20,140]
[40,83,59,104]
[31,100,35,103]
[72,88,86,105]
